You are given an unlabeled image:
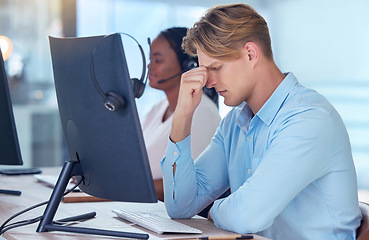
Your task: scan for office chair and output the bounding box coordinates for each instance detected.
[357,201,369,240]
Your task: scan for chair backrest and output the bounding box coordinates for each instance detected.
[357,201,369,240]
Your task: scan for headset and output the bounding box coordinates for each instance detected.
[90,33,149,112]
[157,58,198,84]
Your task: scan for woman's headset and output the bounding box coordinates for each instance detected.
[90,33,149,112]
[182,58,198,72]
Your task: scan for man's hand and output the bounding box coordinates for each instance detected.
[170,67,208,144]
[176,66,208,116]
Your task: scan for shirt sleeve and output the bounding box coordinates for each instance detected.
[190,95,221,160]
[209,108,334,233]
[161,135,197,218]
[161,127,229,219]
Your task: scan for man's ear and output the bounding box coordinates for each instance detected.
[243,42,259,67]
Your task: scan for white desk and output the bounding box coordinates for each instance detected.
[0,167,271,240]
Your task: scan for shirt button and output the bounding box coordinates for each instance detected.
[248,169,252,173]
[172,181,174,185]
[173,152,178,156]
[246,137,250,141]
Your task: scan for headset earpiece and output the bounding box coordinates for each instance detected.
[104,90,126,112]
[90,33,149,112]
[130,40,147,99]
[182,59,198,72]
[131,77,145,99]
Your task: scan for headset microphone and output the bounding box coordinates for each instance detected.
[156,59,198,84]
[157,72,182,84]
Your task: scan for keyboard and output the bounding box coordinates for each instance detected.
[112,209,202,234]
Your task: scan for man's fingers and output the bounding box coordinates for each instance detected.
[181,66,208,88]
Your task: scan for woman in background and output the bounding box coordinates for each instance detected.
[142,27,221,202]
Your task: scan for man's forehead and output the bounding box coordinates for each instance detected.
[196,49,221,68]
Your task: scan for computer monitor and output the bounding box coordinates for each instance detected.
[0,50,42,196]
[0,49,23,167]
[0,49,22,195]
[36,34,157,239]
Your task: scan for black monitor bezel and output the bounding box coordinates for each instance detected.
[0,48,23,166]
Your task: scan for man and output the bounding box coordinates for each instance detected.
[161,3,362,240]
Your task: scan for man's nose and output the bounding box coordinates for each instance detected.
[206,74,216,88]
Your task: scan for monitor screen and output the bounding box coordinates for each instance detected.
[0,49,23,166]
[49,34,157,203]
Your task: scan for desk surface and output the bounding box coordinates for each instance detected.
[0,167,270,240]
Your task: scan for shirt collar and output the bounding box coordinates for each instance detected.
[237,72,298,129]
[257,72,298,125]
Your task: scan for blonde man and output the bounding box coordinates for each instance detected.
[161,3,361,240]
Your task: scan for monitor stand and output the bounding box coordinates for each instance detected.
[0,168,42,175]
[36,160,149,239]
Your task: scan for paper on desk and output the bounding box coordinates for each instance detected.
[34,174,80,191]
[34,174,111,203]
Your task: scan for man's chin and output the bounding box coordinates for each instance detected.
[223,99,243,107]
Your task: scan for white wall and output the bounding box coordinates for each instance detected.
[269,0,369,83]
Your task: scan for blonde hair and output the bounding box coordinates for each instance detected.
[182,3,273,61]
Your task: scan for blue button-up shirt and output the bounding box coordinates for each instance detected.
[161,73,361,240]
